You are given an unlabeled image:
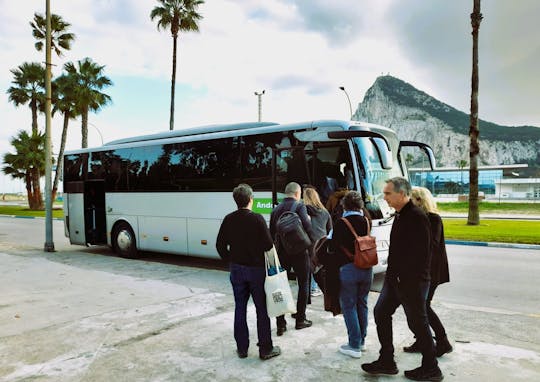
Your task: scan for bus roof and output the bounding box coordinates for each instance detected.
[104,122,280,146]
[65,120,396,155]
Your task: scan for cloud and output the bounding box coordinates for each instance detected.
[384,0,540,125]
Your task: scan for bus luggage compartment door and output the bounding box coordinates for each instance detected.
[66,191,87,245]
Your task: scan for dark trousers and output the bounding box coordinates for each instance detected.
[427,285,447,340]
[230,263,273,355]
[374,280,437,369]
[276,250,310,327]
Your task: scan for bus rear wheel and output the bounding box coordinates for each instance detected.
[112,222,138,258]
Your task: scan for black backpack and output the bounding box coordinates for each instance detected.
[276,202,311,254]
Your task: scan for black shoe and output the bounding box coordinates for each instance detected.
[403,341,421,353]
[404,366,444,381]
[276,326,287,336]
[291,313,297,319]
[361,359,399,375]
[295,319,312,330]
[436,337,453,357]
[236,349,248,359]
[260,346,281,360]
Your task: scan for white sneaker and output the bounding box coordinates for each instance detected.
[361,344,367,351]
[310,289,323,297]
[339,344,362,358]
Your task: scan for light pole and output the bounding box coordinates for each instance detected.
[89,122,104,145]
[339,86,353,120]
[44,0,54,252]
[254,90,265,122]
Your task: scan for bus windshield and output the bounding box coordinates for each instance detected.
[355,137,402,218]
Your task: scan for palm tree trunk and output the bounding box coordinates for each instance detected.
[169,35,178,131]
[52,112,70,201]
[82,109,89,148]
[468,0,482,226]
[25,172,35,209]
[31,99,39,134]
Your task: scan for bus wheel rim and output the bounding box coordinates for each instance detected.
[117,230,132,251]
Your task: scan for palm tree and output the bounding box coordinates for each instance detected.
[51,73,79,200]
[64,58,112,148]
[150,0,204,130]
[7,62,46,134]
[457,159,468,194]
[2,130,46,210]
[468,0,482,225]
[30,12,75,57]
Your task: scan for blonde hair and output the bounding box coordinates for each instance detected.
[303,187,326,210]
[411,187,439,214]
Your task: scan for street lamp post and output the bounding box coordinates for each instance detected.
[339,86,353,120]
[254,90,265,122]
[89,122,104,145]
[44,0,54,252]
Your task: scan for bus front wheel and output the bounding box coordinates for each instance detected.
[112,222,138,258]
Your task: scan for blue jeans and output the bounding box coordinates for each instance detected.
[229,263,273,355]
[374,280,437,369]
[339,263,373,349]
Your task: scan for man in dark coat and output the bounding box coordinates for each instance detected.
[269,182,316,336]
[216,183,281,360]
[361,177,443,381]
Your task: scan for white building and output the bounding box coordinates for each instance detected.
[495,178,540,199]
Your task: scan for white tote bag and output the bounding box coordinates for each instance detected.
[264,246,296,317]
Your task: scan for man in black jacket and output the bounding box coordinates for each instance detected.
[361,177,443,381]
[269,182,315,336]
[216,184,281,360]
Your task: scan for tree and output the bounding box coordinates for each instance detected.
[51,73,79,200]
[457,159,468,194]
[30,12,75,57]
[31,11,75,202]
[7,62,46,134]
[2,130,46,210]
[405,153,414,168]
[150,0,204,131]
[468,0,482,225]
[64,58,112,148]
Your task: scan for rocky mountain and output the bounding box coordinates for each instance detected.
[352,75,540,167]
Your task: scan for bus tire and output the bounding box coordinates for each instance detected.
[112,221,138,258]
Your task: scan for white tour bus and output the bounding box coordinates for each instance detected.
[63,120,435,274]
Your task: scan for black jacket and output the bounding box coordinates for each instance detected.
[270,197,316,244]
[329,214,370,268]
[216,209,273,267]
[386,200,432,285]
[428,212,450,286]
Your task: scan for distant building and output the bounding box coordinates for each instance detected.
[409,164,540,199]
[496,178,540,199]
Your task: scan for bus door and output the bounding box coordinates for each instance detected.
[271,146,310,206]
[65,181,86,245]
[83,180,107,245]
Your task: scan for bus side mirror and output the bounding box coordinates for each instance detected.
[372,137,393,170]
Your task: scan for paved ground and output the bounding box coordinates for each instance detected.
[1,246,539,381]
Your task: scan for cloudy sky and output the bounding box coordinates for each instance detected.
[1,0,539,192]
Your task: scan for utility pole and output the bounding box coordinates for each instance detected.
[254,90,265,122]
[339,86,353,119]
[44,0,54,252]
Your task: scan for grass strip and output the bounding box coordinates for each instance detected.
[438,202,540,214]
[443,219,540,245]
[0,205,63,219]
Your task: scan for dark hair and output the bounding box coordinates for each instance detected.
[233,183,253,208]
[385,177,411,197]
[341,190,364,211]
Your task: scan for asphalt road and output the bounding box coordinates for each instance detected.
[0,217,539,381]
